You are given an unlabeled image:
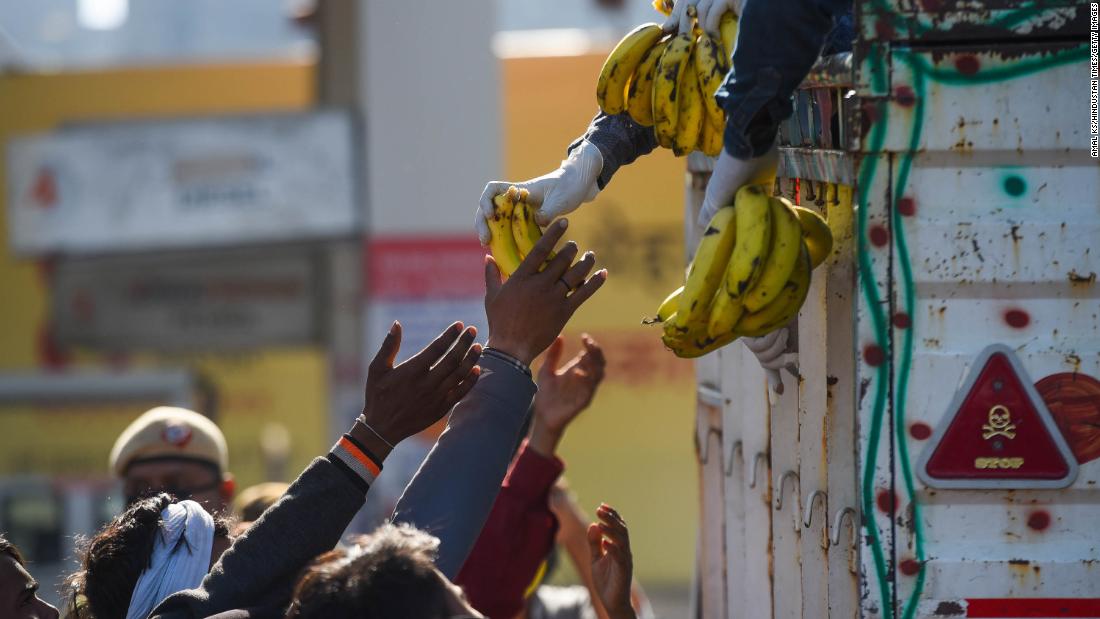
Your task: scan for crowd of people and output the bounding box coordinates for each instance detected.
[1,225,646,619]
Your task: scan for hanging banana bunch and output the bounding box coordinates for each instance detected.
[596,7,739,158]
[646,185,835,358]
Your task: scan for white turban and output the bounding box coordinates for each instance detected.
[125,500,215,619]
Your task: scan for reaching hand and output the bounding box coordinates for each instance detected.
[484,219,607,365]
[360,322,482,445]
[528,335,606,455]
[588,504,636,619]
[475,140,603,245]
[661,0,741,35]
[698,146,779,228]
[743,326,798,394]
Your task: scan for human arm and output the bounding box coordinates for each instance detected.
[549,486,652,619]
[454,334,606,616]
[392,220,608,578]
[149,323,481,618]
[475,112,658,245]
[588,504,638,619]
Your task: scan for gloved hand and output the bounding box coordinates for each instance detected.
[697,145,778,228]
[475,140,603,246]
[661,0,742,35]
[742,327,797,394]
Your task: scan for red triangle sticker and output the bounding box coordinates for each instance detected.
[918,344,1078,489]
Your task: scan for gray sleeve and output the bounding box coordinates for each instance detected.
[149,457,369,618]
[568,111,659,189]
[389,354,537,578]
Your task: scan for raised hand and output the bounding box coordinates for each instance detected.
[360,321,482,446]
[483,219,607,366]
[474,141,603,245]
[529,335,606,456]
[588,504,636,619]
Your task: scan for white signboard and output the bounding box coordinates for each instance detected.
[6,111,358,255]
[52,248,321,351]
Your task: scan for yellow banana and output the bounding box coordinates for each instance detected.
[725,184,773,298]
[742,196,803,312]
[673,206,736,332]
[488,187,524,277]
[693,34,728,129]
[719,11,739,62]
[597,23,664,114]
[706,282,745,339]
[510,195,542,260]
[793,206,834,268]
[644,285,683,325]
[663,311,739,358]
[699,113,723,157]
[653,32,694,149]
[652,0,673,16]
[626,38,668,126]
[735,243,812,337]
[672,63,704,156]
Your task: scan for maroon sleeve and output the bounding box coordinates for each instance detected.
[455,439,564,618]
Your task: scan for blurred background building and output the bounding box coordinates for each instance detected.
[0,0,695,614]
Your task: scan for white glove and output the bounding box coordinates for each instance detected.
[743,327,798,394]
[662,0,742,36]
[475,140,603,246]
[697,144,778,228]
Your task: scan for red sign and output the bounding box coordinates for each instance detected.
[365,237,486,301]
[919,345,1078,489]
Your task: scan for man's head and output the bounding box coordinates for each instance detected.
[0,535,59,619]
[67,494,232,619]
[287,524,484,619]
[110,406,234,512]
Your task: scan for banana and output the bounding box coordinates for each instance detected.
[652,32,694,149]
[663,310,739,358]
[742,196,803,312]
[644,286,683,325]
[693,34,728,129]
[487,187,524,277]
[672,63,704,156]
[725,184,773,298]
[652,0,673,16]
[719,11,739,62]
[597,24,664,114]
[735,243,812,337]
[793,206,834,268]
[699,113,723,157]
[671,206,736,335]
[626,38,668,126]
[706,282,745,339]
[510,194,542,260]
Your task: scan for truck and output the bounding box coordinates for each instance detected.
[687,1,1098,617]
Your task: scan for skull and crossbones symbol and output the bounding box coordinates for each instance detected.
[982,405,1016,440]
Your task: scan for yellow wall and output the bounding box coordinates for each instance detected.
[503,55,697,584]
[0,62,328,488]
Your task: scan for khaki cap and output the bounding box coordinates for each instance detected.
[109,406,228,476]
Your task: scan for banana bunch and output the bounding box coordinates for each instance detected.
[646,184,834,358]
[596,9,738,158]
[486,186,548,277]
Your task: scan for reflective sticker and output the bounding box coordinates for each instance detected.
[918,344,1078,489]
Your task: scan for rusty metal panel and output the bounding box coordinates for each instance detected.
[856,1,1088,43]
[857,38,1099,618]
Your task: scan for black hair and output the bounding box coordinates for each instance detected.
[0,533,25,566]
[66,493,231,619]
[286,524,449,619]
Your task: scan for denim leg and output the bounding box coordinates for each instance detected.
[715,0,852,159]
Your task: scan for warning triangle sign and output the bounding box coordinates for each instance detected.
[918,344,1078,489]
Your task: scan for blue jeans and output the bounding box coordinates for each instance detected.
[715,0,853,159]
